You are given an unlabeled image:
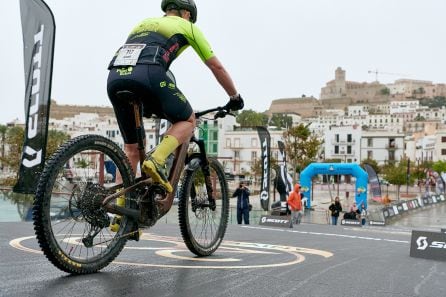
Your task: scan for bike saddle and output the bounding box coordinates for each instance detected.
[116,90,138,101]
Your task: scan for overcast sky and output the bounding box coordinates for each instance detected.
[0,0,445,124]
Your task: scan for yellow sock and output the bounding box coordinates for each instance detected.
[116,195,125,207]
[152,135,179,165]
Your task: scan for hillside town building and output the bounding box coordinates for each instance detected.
[3,67,446,178]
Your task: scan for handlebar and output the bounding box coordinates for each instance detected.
[195,106,234,119]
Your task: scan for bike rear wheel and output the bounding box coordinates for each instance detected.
[33,135,135,274]
[178,156,229,256]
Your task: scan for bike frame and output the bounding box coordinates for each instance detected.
[103,102,222,222]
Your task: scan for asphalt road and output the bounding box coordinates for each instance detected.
[1,221,446,297]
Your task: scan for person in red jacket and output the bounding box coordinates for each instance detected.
[287,184,303,224]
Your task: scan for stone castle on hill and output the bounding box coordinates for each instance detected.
[45,66,446,124]
[268,67,446,117]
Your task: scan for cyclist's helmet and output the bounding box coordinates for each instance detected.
[161,0,197,23]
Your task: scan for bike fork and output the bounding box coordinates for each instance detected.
[193,137,216,210]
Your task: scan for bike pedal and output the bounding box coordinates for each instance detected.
[127,227,142,241]
[109,216,121,233]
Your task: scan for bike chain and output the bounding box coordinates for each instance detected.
[89,229,142,247]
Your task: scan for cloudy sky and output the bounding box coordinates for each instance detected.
[0,0,445,124]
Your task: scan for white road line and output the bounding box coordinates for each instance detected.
[242,226,409,244]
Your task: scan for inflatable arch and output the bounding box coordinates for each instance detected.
[300,163,369,209]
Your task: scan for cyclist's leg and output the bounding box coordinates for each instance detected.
[141,66,195,192]
[107,66,147,235]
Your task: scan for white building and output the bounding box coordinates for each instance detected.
[220,127,285,175]
[389,100,419,114]
[360,131,405,165]
[324,125,361,163]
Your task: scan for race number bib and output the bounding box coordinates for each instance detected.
[113,44,146,66]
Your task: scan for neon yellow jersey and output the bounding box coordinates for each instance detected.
[127,16,215,63]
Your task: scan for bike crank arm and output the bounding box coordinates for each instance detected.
[103,204,140,221]
[84,229,142,248]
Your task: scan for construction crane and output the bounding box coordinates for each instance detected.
[367,69,410,82]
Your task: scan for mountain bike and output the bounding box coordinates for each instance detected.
[33,92,231,274]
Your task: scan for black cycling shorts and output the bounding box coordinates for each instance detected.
[107,64,193,144]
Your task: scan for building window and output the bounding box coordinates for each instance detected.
[234,151,240,158]
[347,146,352,154]
[251,138,258,147]
[212,143,218,152]
[234,138,240,148]
[334,145,339,154]
[335,134,339,142]
[367,138,373,147]
[226,138,231,147]
[251,151,257,161]
[389,139,395,148]
[442,149,446,155]
[442,137,446,143]
[389,151,395,161]
[367,151,373,159]
[212,131,218,140]
[347,134,352,143]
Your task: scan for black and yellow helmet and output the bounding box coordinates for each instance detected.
[161,0,197,23]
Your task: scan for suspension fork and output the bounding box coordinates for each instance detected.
[192,137,216,208]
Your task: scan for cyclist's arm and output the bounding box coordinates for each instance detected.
[205,56,238,97]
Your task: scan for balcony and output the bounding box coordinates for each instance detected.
[330,150,356,156]
[385,144,398,150]
[332,139,356,145]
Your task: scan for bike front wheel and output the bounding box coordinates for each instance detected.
[33,135,135,274]
[178,156,229,256]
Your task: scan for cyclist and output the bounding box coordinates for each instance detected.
[107,0,243,198]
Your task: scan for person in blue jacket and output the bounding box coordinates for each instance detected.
[233,182,251,224]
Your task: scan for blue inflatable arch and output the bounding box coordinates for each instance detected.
[300,163,369,209]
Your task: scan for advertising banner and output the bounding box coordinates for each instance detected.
[14,0,56,194]
[410,230,446,261]
[256,127,271,211]
[259,215,292,228]
[276,141,293,202]
[364,164,382,203]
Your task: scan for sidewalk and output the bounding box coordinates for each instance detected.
[243,189,398,226]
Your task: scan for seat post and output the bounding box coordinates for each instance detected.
[131,101,146,167]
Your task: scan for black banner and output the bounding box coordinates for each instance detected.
[14,0,56,194]
[256,127,271,211]
[364,164,382,202]
[410,230,446,261]
[278,141,293,193]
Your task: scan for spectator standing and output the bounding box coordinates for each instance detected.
[329,196,343,225]
[287,184,303,225]
[232,182,250,224]
[359,202,368,225]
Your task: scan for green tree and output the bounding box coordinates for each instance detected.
[432,160,446,174]
[283,124,322,180]
[380,87,390,95]
[0,127,70,182]
[419,96,446,108]
[236,110,268,127]
[414,115,426,121]
[269,114,293,129]
[46,129,70,158]
[383,159,415,201]
[0,126,24,175]
[0,124,7,170]
[361,158,380,174]
[250,156,278,186]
